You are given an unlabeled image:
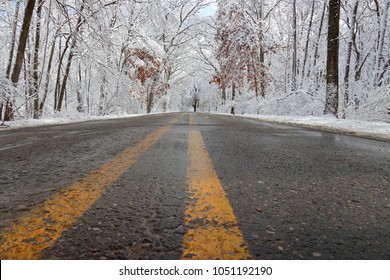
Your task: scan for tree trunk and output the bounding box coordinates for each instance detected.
[374,0,390,87]
[232,82,236,101]
[344,0,358,108]
[221,85,226,104]
[310,0,327,79]
[77,62,84,113]
[193,101,198,112]
[324,0,340,116]
[26,39,34,117]
[291,0,298,92]
[6,0,20,79]
[259,48,265,97]
[39,35,57,117]
[0,103,3,122]
[56,2,85,111]
[231,82,236,115]
[4,0,36,121]
[56,49,74,111]
[99,74,107,115]
[258,1,265,98]
[54,35,67,110]
[32,0,44,119]
[302,0,315,80]
[146,85,154,114]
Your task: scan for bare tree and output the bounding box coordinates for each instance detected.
[374,0,390,87]
[0,0,20,121]
[292,0,297,92]
[4,0,37,121]
[301,0,315,81]
[309,0,327,80]
[56,1,85,112]
[324,0,340,116]
[344,0,359,108]
[32,0,44,119]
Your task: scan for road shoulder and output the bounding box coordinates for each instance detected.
[228,114,390,142]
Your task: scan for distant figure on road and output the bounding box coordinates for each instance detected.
[191,85,200,112]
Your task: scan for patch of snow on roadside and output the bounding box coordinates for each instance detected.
[1,113,142,129]
[242,114,390,141]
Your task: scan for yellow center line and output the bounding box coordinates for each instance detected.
[0,119,177,260]
[181,114,251,260]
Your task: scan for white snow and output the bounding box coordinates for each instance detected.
[0,113,143,129]
[238,114,390,141]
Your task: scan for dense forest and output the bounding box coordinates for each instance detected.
[0,0,389,122]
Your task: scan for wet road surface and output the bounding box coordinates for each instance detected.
[0,113,389,259]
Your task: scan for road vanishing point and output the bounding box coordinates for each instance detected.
[0,113,389,260]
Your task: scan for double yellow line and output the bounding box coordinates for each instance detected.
[181,115,251,260]
[0,114,251,260]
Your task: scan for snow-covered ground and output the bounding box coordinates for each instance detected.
[0,113,142,129]
[1,112,389,142]
[239,114,390,142]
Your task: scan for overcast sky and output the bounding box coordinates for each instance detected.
[199,3,217,16]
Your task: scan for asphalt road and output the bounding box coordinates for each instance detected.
[0,113,389,260]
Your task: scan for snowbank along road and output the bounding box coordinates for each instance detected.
[0,113,389,260]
